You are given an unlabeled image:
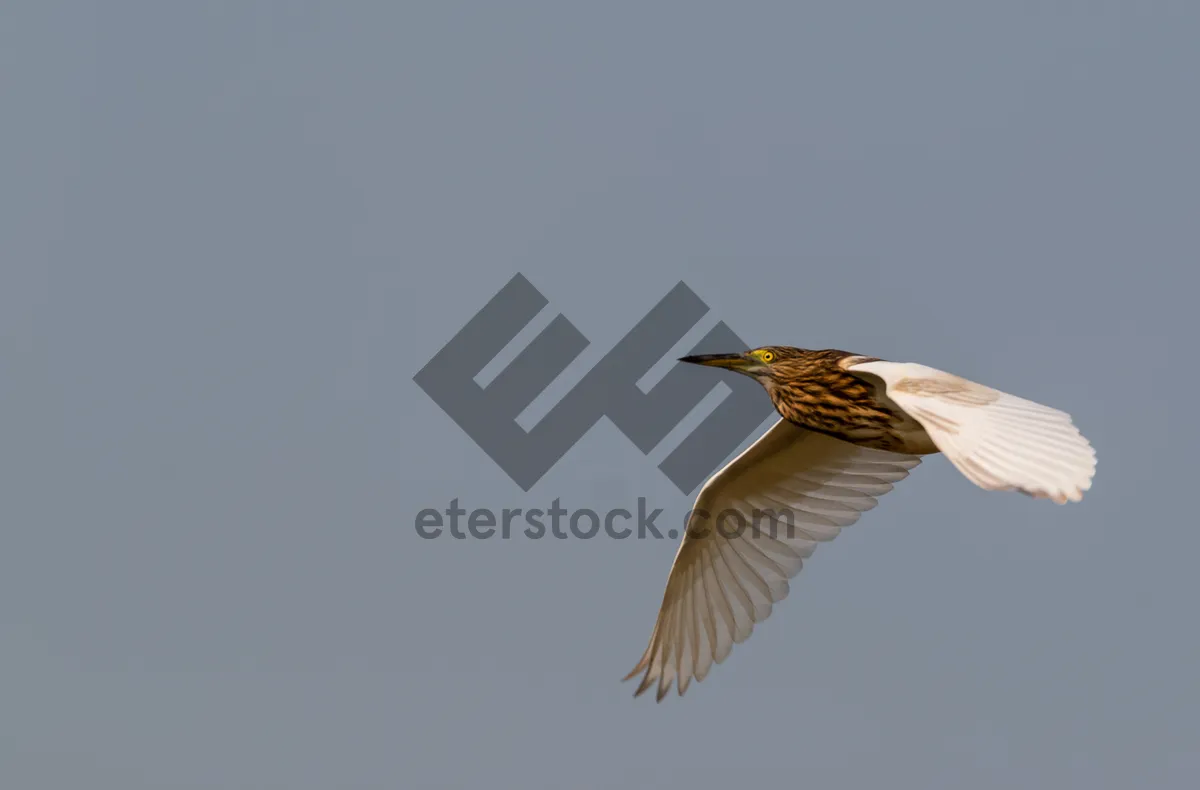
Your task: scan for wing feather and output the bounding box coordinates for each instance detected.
[624,419,920,700]
[847,360,1096,504]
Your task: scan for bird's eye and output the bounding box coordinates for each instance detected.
[759,350,774,363]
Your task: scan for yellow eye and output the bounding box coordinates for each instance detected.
[759,350,774,363]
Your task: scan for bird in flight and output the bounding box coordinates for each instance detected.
[624,347,1096,701]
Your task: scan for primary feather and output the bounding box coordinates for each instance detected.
[624,420,920,700]
[846,361,1096,504]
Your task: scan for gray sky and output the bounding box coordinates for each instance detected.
[4,2,1198,788]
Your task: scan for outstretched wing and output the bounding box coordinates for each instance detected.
[847,360,1096,504]
[624,419,921,701]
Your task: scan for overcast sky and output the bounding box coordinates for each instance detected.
[4,2,1199,789]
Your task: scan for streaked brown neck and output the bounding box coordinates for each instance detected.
[762,349,895,440]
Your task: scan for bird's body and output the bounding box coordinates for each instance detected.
[753,348,938,455]
[625,346,1097,701]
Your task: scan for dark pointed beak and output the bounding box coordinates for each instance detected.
[678,353,751,371]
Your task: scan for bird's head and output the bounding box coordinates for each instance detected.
[678,346,805,388]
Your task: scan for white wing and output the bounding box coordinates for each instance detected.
[847,360,1096,504]
[624,419,921,701]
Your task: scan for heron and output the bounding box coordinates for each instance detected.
[624,347,1096,701]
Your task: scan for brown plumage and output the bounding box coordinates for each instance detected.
[733,347,934,455]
